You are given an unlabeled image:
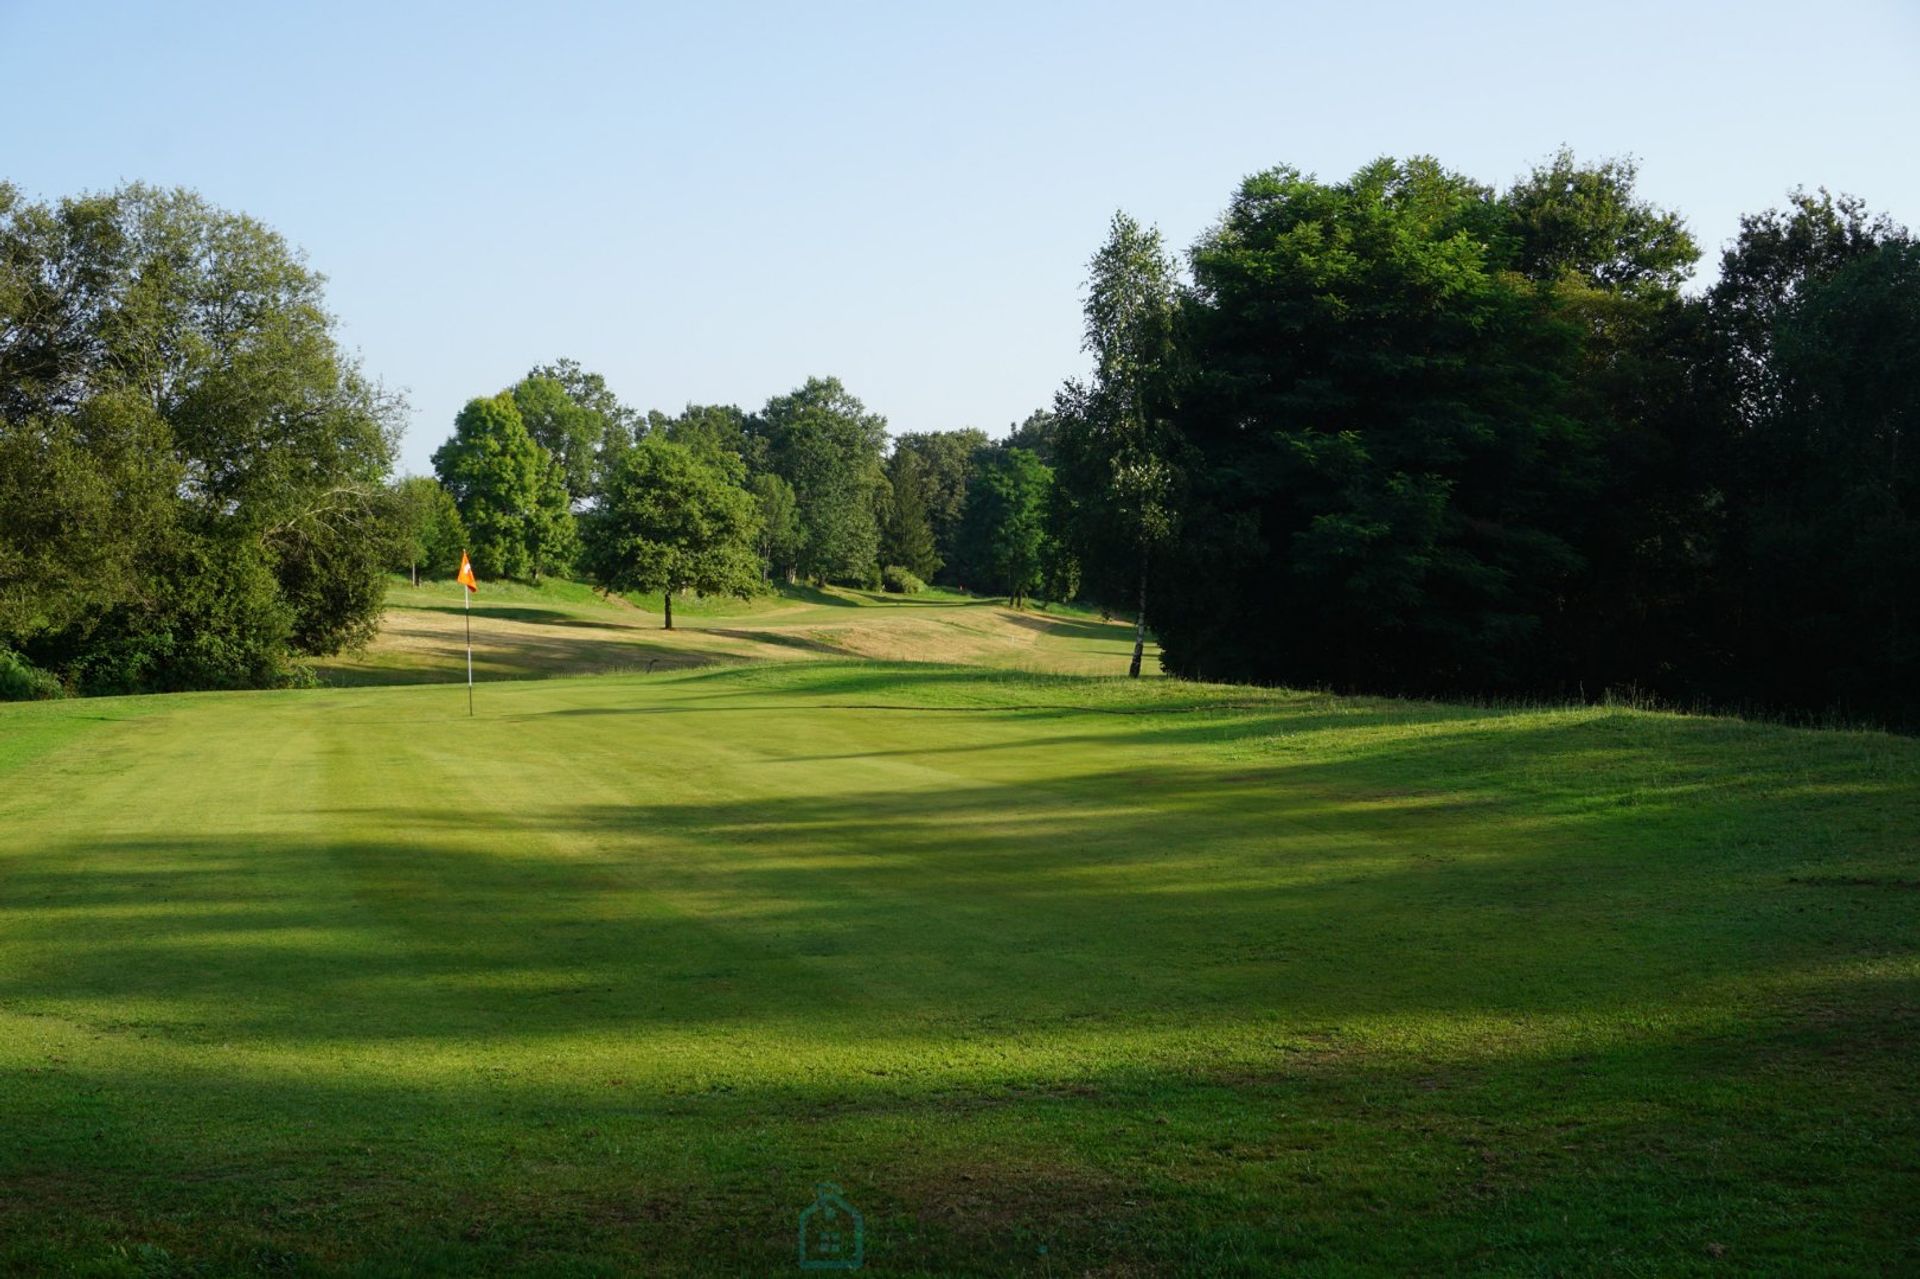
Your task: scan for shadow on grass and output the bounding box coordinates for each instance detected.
[4,687,1917,1274]
[697,627,847,655]
[998,609,1146,645]
[409,604,634,629]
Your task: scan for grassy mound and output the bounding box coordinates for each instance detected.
[310,577,1151,686]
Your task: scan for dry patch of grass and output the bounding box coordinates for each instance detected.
[313,578,1157,686]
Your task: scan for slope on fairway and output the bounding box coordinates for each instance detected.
[1,663,1916,1275]
[311,577,1153,686]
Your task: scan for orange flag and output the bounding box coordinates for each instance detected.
[457,551,478,593]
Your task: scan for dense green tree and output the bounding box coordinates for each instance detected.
[0,182,400,692]
[432,393,576,581]
[749,378,887,583]
[1053,213,1183,676]
[656,403,763,471]
[891,428,988,579]
[0,391,178,640]
[1004,409,1059,466]
[579,435,761,629]
[748,473,803,581]
[1155,159,1596,692]
[1701,207,1917,721]
[526,357,640,490]
[880,448,942,581]
[956,447,1051,607]
[387,476,468,584]
[61,533,297,695]
[511,375,605,503]
[1502,148,1696,294]
[1499,154,1707,694]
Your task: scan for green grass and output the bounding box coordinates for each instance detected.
[2,657,1917,1275]
[310,577,1155,686]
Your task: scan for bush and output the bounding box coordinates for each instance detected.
[881,565,925,595]
[0,648,64,701]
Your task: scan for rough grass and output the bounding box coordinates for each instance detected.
[1,660,1916,1275]
[309,577,1152,686]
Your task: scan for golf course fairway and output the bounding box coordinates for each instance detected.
[2,659,1916,1275]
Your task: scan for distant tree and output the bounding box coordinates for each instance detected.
[1502,148,1697,294]
[749,378,887,583]
[1004,409,1059,465]
[957,447,1051,607]
[511,375,605,503]
[891,428,988,579]
[580,435,762,629]
[387,476,467,584]
[657,403,763,471]
[432,393,576,581]
[748,472,803,581]
[1053,212,1183,676]
[880,448,942,581]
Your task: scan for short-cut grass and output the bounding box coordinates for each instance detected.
[310,577,1152,686]
[2,624,1916,1273]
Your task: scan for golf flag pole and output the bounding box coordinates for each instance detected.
[457,551,479,716]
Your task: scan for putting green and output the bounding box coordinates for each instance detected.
[1,661,1916,1275]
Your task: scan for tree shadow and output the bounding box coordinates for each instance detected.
[4,681,1917,1273]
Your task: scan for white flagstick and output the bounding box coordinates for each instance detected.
[465,570,474,717]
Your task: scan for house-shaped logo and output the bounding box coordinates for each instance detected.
[797,1181,864,1270]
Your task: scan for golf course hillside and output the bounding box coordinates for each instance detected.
[310,577,1157,686]
[3,661,1915,1275]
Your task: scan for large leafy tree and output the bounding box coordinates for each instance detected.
[1053,212,1184,676]
[1698,200,1917,720]
[0,182,400,692]
[432,393,576,581]
[1004,409,1059,465]
[1156,158,1596,692]
[880,448,942,581]
[525,357,640,493]
[1502,148,1696,294]
[748,473,802,581]
[656,403,762,471]
[387,476,468,584]
[579,435,761,629]
[511,374,606,504]
[956,446,1052,607]
[891,428,988,579]
[749,377,887,583]
[1498,151,1707,694]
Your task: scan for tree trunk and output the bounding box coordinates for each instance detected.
[663,591,674,630]
[1128,558,1148,679]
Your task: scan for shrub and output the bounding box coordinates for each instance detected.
[881,565,926,595]
[0,648,64,701]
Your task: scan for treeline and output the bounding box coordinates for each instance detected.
[0,186,1073,697]
[7,160,1913,726]
[1054,153,1919,726]
[407,369,1075,623]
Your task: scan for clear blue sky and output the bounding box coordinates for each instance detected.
[4,0,1916,475]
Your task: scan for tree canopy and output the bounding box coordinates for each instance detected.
[579,435,761,629]
[749,377,887,584]
[432,393,576,582]
[0,182,400,693]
